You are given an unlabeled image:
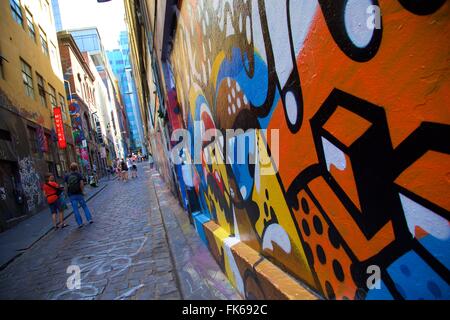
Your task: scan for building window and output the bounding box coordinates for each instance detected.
[44,133,50,155]
[10,0,23,27]
[82,83,87,102]
[36,73,46,106]
[64,80,71,99]
[25,9,36,41]
[39,27,48,56]
[27,126,38,154]
[49,41,58,71]
[59,93,67,121]
[72,34,100,52]
[21,58,34,98]
[42,0,51,22]
[48,84,56,108]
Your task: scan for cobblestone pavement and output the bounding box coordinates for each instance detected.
[0,164,240,300]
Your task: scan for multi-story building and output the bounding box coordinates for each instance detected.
[68,27,129,158]
[57,31,112,179]
[124,0,183,197]
[50,0,62,32]
[85,55,118,168]
[107,31,146,156]
[0,0,75,231]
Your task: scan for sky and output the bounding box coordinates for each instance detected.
[57,0,127,50]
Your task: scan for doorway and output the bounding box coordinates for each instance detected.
[0,160,24,232]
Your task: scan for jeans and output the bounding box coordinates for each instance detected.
[69,194,93,226]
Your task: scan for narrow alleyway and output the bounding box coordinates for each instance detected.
[0,164,240,300]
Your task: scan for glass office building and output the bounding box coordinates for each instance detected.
[107,31,145,154]
[51,0,63,32]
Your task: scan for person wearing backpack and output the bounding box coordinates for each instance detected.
[65,162,93,228]
[120,158,128,182]
[42,173,67,229]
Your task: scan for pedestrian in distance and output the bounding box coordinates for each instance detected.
[148,153,154,169]
[65,162,94,228]
[127,155,135,179]
[42,173,68,229]
[106,165,112,180]
[120,158,128,181]
[131,156,138,179]
[115,158,122,181]
[92,163,98,185]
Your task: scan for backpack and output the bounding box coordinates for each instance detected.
[67,173,82,194]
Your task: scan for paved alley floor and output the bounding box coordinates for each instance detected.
[0,177,109,270]
[0,164,240,300]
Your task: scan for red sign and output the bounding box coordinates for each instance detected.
[53,107,67,149]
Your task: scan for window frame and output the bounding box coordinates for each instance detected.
[49,41,58,69]
[25,9,36,41]
[10,0,24,27]
[58,93,68,121]
[48,84,57,108]
[36,72,46,106]
[39,27,49,56]
[27,125,38,154]
[21,58,34,99]
[42,0,51,21]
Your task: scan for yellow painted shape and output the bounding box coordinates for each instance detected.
[211,226,237,287]
[205,143,233,234]
[188,82,204,119]
[252,130,315,285]
[212,51,226,89]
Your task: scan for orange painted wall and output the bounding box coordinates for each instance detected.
[169,0,450,300]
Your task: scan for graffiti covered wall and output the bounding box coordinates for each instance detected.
[69,99,89,168]
[170,0,450,300]
[18,157,43,213]
[1,89,49,224]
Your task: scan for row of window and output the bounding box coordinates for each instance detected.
[81,80,96,107]
[10,0,53,58]
[20,58,67,120]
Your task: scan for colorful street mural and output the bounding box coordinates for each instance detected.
[169,0,450,300]
[69,100,89,167]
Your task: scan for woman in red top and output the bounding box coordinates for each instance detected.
[42,173,67,229]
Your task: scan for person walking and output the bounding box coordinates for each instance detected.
[131,156,138,179]
[127,155,135,179]
[42,173,68,229]
[121,158,129,181]
[65,162,94,228]
[148,153,154,169]
[115,158,122,181]
[92,163,98,185]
